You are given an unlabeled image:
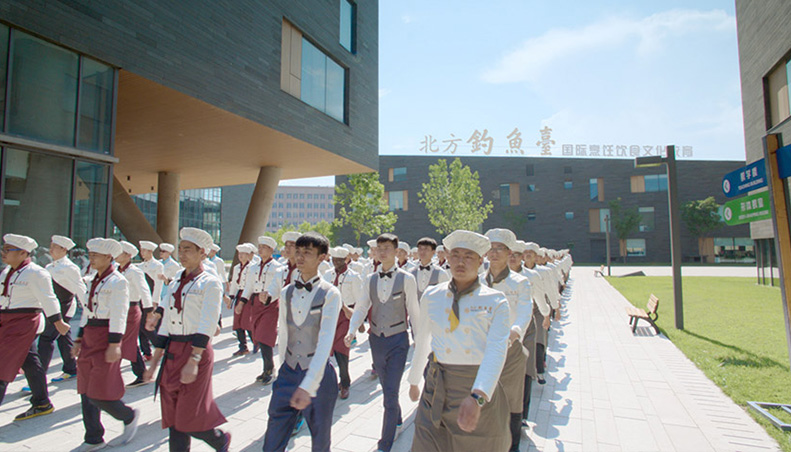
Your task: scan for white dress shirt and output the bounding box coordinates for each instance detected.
[414,262,450,295]
[409,281,510,400]
[0,260,62,322]
[520,266,550,316]
[161,256,183,282]
[79,269,129,337]
[321,267,365,307]
[242,258,284,302]
[277,275,342,397]
[121,263,153,308]
[210,255,227,285]
[487,269,533,339]
[228,261,251,296]
[535,265,560,309]
[138,258,165,304]
[46,256,88,317]
[348,264,421,335]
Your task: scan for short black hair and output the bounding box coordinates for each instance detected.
[416,237,437,250]
[376,233,398,248]
[295,232,329,255]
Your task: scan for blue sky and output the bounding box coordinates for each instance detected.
[282,0,743,186]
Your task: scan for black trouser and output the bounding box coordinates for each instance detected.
[38,315,77,375]
[169,427,226,452]
[536,343,546,374]
[235,329,255,350]
[260,344,274,372]
[509,412,522,451]
[335,351,350,388]
[129,349,146,379]
[1,342,50,407]
[81,395,135,444]
[522,376,533,420]
[138,307,154,356]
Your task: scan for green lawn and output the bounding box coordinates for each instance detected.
[605,276,791,450]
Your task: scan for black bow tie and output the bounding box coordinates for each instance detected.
[295,280,313,292]
[379,271,393,279]
[419,265,431,271]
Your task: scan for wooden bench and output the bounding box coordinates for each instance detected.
[593,264,605,277]
[626,294,660,334]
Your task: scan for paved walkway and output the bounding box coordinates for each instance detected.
[0,268,781,451]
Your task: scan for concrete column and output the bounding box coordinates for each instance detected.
[238,166,282,247]
[111,176,162,245]
[157,171,181,247]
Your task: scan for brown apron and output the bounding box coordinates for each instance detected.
[332,308,351,355]
[0,311,40,382]
[412,357,510,452]
[239,297,254,331]
[534,302,547,347]
[251,296,278,347]
[522,316,538,379]
[78,323,125,401]
[121,303,141,361]
[231,290,246,330]
[499,340,527,414]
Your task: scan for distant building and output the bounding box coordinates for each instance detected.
[335,156,752,264]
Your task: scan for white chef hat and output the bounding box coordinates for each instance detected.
[159,243,175,253]
[282,231,300,243]
[210,244,221,252]
[179,227,213,252]
[443,230,490,257]
[398,242,410,252]
[329,246,349,258]
[236,243,255,254]
[537,247,548,257]
[139,240,158,251]
[258,236,277,250]
[366,239,377,248]
[343,243,354,251]
[4,234,37,253]
[355,247,363,255]
[512,240,528,254]
[87,238,123,259]
[120,240,139,258]
[436,245,445,252]
[51,235,75,251]
[485,228,517,250]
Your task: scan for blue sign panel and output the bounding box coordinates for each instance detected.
[722,158,767,198]
[777,144,791,179]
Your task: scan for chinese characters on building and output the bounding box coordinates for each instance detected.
[418,127,694,158]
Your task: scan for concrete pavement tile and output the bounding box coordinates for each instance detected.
[614,417,659,451]
[663,424,716,452]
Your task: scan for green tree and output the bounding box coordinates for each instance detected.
[333,173,398,246]
[681,196,723,260]
[417,158,494,235]
[608,197,641,262]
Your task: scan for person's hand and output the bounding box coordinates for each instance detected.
[290,388,312,410]
[344,333,355,348]
[457,394,482,432]
[157,274,168,281]
[54,320,70,336]
[143,365,157,382]
[146,312,161,331]
[543,316,551,331]
[235,302,244,315]
[260,292,270,304]
[409,384,421,402]
[343,306,353,320]
[509,330,520,345]
[180,359,199,384]
[223,295,232,309]
[554,309,561,321]
[105,343,122,363]
[71,341,81,358]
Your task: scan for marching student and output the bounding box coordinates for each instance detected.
[528,245,557,385]
[0,234,69,420]
[138,240,165,360]
[226,243,256,356]
[436,245,450,270]
[408,230,511,452]
[322,246,364,400]
[345,233,420,452]
[483,229,533,452]
[262,233,341,452]
[40,235,86,383]
[280,231,300,285]
[395,242,412,270]
[117,241,151,387]
[366,239,381,275]
[240,236,284,384]
[409,237,449,301]
[143,227,230,452]
[208,244,227,291]
[73,238,140,451]
[158,243,183,286]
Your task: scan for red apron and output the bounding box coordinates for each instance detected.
[332,309,351,355]
[121,303,141,361]
[239,298,254,332]
[251,295,278,347]
[160,340,226,432]
[231,290,246,330]
[77,325,125,401]
[0,312,40,382]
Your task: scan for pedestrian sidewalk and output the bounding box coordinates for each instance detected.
[0,268,782,451]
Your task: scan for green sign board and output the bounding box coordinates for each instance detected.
[722,191,771,225]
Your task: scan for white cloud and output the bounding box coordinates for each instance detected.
[482,9,734,84]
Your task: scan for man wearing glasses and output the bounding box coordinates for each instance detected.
[0,234,69,420]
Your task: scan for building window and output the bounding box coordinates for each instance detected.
[626,239,646,257]
[564,166,572,174]
[300,202,305,208]
[766,59,791,128]
[526,184,536,192]
[588,208,610,233]
[527,211,536,221]
[389,167,407,182]
[525,164,534,177]
[307,194,312,199]
[714,237,755,262]
[564,180,572,190]
[300,194,305,199]
[340,0,355,52]
[387,190,408,211]
[638,207,655,232]
[565,211,574,220]
[499,183,519,206]
[631,174,667,193]
[78,57,114,153]
[281,21,346,123]
[589,178,604,201]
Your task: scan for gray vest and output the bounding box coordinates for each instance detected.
[369,271,408,337]
[284,282,329,370]
[410,265,442,300]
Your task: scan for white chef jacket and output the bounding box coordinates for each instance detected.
[46,256,88,318]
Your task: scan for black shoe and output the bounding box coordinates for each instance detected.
[232,348,250,357]
[252,343,260,354]
[126,377,149,388]
[14,403,54,421]
[259,370,273,385]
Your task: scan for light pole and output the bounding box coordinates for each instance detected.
[635,145,684,330]
[604,215,611,276]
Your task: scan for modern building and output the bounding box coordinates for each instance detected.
[0,0,378,259]
[335,156,752,264]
